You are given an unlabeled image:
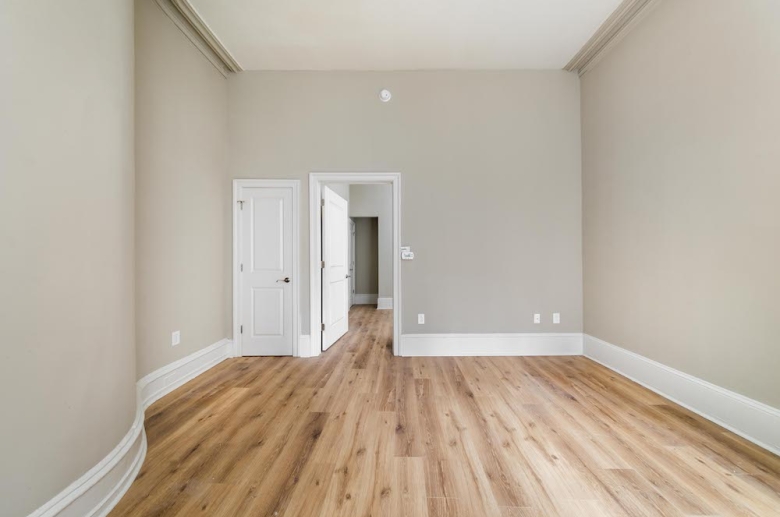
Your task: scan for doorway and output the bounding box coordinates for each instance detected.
[352,217,379,306]
[309,173,401,357]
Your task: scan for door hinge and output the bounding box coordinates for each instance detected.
[240,325,243,334]
[321,260,325,269]
[321,198,325,207]
[321,323,325,331]
[240,263,243,272]
[237,200,244,210]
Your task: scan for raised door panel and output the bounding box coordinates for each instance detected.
[251,198,284,272]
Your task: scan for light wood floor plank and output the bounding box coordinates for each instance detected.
[111,306,780,516]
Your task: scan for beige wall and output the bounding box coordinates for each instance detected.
[350,184,393,298]
[354,218,379,295]
[582,0,780,408]
[135,0,229,377]
[0,0,137,514]
[228,71,583,335]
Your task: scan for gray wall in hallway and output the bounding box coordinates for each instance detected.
[354,218,379,295]
[350,184,393,299]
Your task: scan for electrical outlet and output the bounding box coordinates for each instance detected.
[172,330,181,346]
[553,313,561,324]
[418,314,425,324]
[534,313,541,324]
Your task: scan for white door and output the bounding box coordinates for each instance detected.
[349,219,356,308]
[240,186,294,355]
[322,186,349,350]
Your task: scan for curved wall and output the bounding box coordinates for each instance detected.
[0,1,137,515]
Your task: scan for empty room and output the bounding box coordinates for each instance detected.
[2,0,779,516]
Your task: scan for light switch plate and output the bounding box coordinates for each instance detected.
[172,331,181,346]
[401,251,414,260]
[534,313,541,324]
[418,314,425,324]
[553,313,561,324]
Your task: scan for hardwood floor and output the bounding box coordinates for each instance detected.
[111,306,780,516]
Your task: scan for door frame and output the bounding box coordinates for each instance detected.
[233,179,301,357]
[309,172,402,357]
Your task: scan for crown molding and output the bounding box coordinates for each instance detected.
[170,0,242,72]
[154,0,242,76]
[565,0,662,76]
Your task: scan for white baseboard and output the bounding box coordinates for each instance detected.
[353,293,378,305]
[400,333,583,357]
[377,297,393,310]
[137,338,233,410]
[298,334,313,358]
[27,408,146,517]
[584,334,780,456]
[28,338,234,517]
[350,295,391,309]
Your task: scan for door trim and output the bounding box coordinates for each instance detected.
[233,179,301,357]
[309,172,402,357]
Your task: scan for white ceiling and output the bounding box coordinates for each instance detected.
[187,0,623,71]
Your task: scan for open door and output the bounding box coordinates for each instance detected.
[322,186,349,350]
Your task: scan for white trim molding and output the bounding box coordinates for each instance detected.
[27,411,146,517]
[564,0,662,76]
[401,333,583,357]
[584,334,780,456]
[377,297,393,310]
[137,338,234,410]
[354,294,378,305]
[28,339,234,517]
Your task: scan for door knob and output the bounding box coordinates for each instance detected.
[277,277,291,283]
[346,274,352,278]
